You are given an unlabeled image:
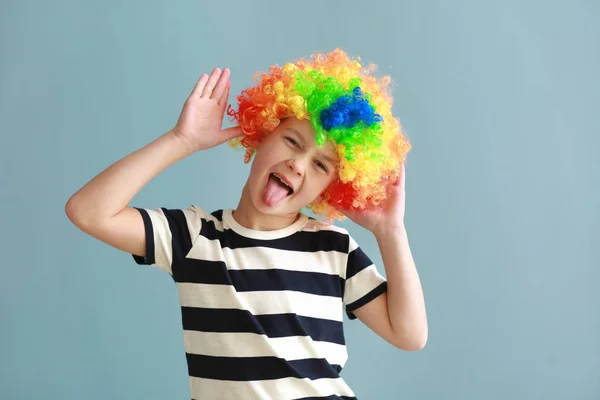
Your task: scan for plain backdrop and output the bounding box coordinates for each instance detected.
[1,0,599,399]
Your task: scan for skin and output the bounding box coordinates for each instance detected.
[232,117,339,231]
[65,67,427,352]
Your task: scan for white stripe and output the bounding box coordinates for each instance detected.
[182,207,204,242]
[188,235,346,276]
[195,209,348,236]
[303,219,349,235]
[189,376,355,400]
[146,209,174,273]
[145,206,206,274]
[177,283,343,322]
[348,236,359,253]
[183,331,348,366]
[344,264,386,305]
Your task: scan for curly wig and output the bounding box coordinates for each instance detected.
[226,48,411,221]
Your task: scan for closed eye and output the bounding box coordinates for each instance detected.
[315,160,328,172]
[285,137,300,148]
[285,136,329,172]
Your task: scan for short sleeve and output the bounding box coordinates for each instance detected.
[132,205,204,275]
[343,235,387,320]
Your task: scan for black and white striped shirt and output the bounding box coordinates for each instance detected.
[133,206,387,400]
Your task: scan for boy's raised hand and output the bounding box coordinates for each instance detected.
[172,68,243,152]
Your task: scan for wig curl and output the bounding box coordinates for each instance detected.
[226,48,411,221]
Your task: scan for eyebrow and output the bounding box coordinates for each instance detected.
[286,128,337,164]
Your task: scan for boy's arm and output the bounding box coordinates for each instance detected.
[65,130,194,257]
[352,226,428,351]
[66,67,241,258]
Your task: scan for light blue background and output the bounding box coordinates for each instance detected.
[1,1,598,399]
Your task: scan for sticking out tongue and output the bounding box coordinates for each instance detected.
[263,175,291,206]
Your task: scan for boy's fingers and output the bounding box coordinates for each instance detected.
[218,81,230,108]
[190,74,208,97]
[222,125,244,139]
[201,68,222,98]
[211,68,231,101]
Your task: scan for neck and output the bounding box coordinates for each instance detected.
[233,182,301,231]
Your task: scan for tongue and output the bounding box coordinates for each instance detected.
[263,176,290,206]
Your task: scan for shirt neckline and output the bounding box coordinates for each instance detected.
[222,209,309,240]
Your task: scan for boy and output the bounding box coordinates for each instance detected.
[66,49,427,399]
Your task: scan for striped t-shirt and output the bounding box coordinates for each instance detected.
[132,206,387,400]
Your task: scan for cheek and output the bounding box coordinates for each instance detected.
[316,168,336,186]
[300,172,334,197]
[253,140,286,167]
[249,147,273,173]
[247,159,268,190]
[247,145,285,186]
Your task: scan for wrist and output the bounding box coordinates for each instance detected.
[372,223,406,241]
[166,129,199,156]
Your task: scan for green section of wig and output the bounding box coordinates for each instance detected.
[292,70,385,163]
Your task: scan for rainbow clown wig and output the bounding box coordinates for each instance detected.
[226,48,411,221]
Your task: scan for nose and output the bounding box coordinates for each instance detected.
[285,158,304,177]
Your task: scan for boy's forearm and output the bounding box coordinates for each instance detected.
[66,130,194,224]
[374,226,428,348]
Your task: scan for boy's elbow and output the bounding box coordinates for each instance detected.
[65,196,79,221]
[393,330,428,351]
[65,196,77,221]
[65,195,89,228]
[403,336,427,351]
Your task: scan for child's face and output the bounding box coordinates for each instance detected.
[246,117,339,215]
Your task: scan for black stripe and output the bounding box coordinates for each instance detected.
[186,354,342,381]
[200,220,348,253]
[162,208,193,264]
[173,260,343,298]
[210,209,224,221]
[181,307,345,345]
[345,282,388,320]
[173,259,233,285]
[345,246,373,280]
[197,215,221,241]
[132,208,155,265]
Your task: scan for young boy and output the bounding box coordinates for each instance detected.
[66,49,427,399]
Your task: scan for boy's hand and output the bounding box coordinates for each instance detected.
[336,163,406,236]
[172,67,243,152]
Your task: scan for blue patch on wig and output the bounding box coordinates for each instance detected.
[320,87,382,131]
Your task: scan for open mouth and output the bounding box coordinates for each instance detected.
[270,173,294,195]
[263,173,294,207]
